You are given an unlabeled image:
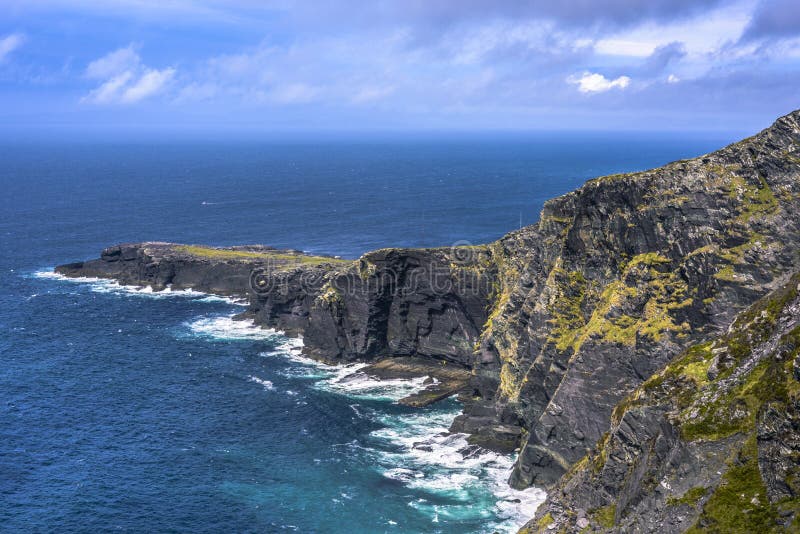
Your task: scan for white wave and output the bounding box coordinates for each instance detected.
[383,467,425,483]
[32,269,247,305]
[275,336,304,354]
[186,316,282,341]
[248,375,274,390]
[227,333,542,527]
[319,365,430,401]
[195,294,249,306]
[32,269,76,280]
[370,407,546,533]
[489,474,547,532]
[267,348,431,402]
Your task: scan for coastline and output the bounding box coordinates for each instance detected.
[45,109,800,532]
[34,267,546,532]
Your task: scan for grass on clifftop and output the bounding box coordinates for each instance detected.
[174,245,348,266]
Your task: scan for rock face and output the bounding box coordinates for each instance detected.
[476,110,800,488]
[250,246,495,364]
[523,273,800,533]
[55,242,347,298]
[56,110,800,528]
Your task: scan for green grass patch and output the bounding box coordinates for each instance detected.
[687,435,778,533]
[174,245,348,266]
[591,504,616,528]
[536,512,554,532]
[667,486,707,507]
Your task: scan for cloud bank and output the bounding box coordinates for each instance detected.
[0,0,799,131]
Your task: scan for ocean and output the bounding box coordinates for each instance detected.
[0,133,734,532]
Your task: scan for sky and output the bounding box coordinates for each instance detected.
[1,0,799,136]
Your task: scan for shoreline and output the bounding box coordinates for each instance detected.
[34,267,546,532]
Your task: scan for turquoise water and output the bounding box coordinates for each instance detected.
[0,134,733,532]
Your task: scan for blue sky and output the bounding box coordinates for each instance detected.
[1,0,799,135]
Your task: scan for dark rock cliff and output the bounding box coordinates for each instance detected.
[56,110,800,531]
[55,242,347,298]
[249,246,495,365]
[523,273,800,533]
[475,110,800,489]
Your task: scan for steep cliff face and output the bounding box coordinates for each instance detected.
[249,245,495,365]
[476,110,800,488]
[524,273,800,533]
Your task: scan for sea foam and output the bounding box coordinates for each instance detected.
[185,315,282,341]
[369,408,546,533]
[32,269,247,305]
[248,375,275,390]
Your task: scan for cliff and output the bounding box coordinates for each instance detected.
[55,109,800,531]
[55,242,347,298]
[478,110,800,488]
[524,272,800,532]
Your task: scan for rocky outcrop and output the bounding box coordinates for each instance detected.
[523,273,800,533]
[253,245,496,364]
[56,110,800,519]
[55,242,347,299]
[360,357,472,408]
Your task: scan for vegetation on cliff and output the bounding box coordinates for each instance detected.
[173,244,348,267]
[490,109,800,491]
[528,273,800,533]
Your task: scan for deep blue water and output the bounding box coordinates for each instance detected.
[0,133,734,533]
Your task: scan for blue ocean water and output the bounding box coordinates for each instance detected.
[0,133,734,533]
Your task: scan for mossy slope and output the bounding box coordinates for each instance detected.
[527,273,800,533]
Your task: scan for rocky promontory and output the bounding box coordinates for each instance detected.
[56,109,800,532]
[55,242,347,298]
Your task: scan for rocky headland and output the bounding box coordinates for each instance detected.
[56,109,800,532]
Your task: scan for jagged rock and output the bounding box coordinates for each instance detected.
[757,400,800,502]
[525,273,800,532]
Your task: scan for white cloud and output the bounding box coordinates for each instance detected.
[667,74,680,83]
[86,44,139,78]
[83,45,175,104]
[0,33,25,62]
[568,72,631,93]
[594,0,753,58]
[121,67,175,102]
[84,71,134,103]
